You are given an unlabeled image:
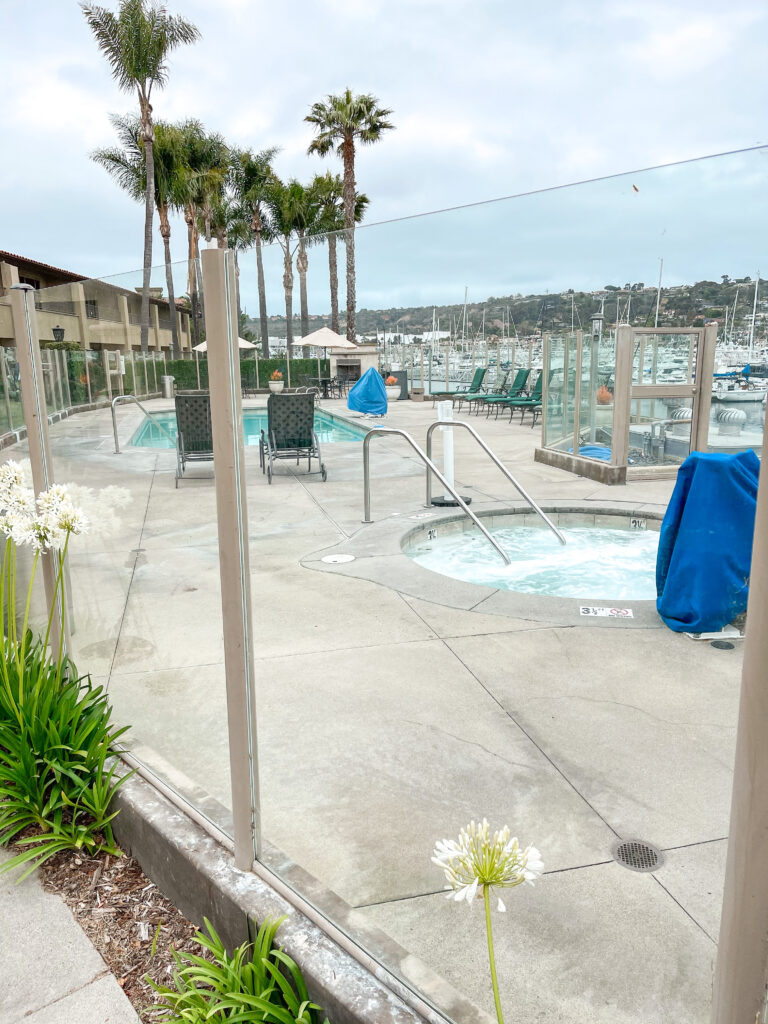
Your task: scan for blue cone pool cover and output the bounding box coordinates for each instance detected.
[347,366,388,416]
[656,449,759,632]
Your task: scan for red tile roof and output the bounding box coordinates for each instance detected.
[0,249,86,283]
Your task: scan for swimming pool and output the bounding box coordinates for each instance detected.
[130,409,368,448]
[405,512,660,600]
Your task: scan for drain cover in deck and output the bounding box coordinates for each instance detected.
[321,554,356,564]
[612,839,663,873]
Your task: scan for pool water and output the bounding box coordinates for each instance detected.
[408,524,660,600]
[130,409,367,448]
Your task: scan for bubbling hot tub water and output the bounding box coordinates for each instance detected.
[406,519,660,600]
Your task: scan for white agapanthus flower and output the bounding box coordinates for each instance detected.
[432,819,543,912]
[0,466,88,551]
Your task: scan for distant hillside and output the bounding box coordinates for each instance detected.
[245,275,766,341]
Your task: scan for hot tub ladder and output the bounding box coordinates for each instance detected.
[425,420,566,545]
[362,427,512,565]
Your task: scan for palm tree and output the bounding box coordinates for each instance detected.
[305,89,394,343]
[82,0,200,351]
[293,184,322,347]
[173,121,228,346]
[313,172,369,335]
[231,148,278,357]
[93,114,186,356]
[265,178,310,352]
[205,195,252,326]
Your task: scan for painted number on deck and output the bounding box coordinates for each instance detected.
[630,518,646,529]
[580,606,634,618]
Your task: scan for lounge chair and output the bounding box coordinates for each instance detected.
[500,371,548,424]
[481,369,532,418]
[260,392,327,484]
[175,390,213,487]
[429,367,487,407]
[454,370,511,414]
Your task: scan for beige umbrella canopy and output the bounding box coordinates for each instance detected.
[290,327,358,379]
[193,337,257,352]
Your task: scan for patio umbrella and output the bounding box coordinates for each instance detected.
[193,337,257,352]
[290,327,357,381]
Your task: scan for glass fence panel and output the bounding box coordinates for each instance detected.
[633,331,699,386]
[576,332,615,460]
[23,262,234,839]
[237,146,767,1024]
[542,335,566,447]
[708,391,765,455]
[3,143,764,1024]
[85,350,108,402]
[0,347,16,435]
[628,396,694,467]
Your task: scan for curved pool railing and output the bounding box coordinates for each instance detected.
[426,419,566,546]
[111,394,177,454]
[362,427,511,565]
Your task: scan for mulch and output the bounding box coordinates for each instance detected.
[37,846,207,1020]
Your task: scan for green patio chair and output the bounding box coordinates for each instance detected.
[429,367,487,406]
[454,370,510,414]
[260,391,327,484]
[482,369,532,418]
[175,390,213,487]
[501,370,549,424]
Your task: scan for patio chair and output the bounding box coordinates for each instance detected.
[429,367,487,407]
[501,370,549,424]
[260,391,327,484]
[482,369,532,418]
[454,370,510,414]
[175,390,213,487]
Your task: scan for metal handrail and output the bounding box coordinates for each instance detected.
[362,428,511,565]
[426,420,566,545]
[111,394,176,454]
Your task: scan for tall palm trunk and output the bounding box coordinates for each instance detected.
[158,206,180,359]
[297,233,310,356]
[282,242,294,352]
[342,137,356,344]
[255,234,269,358]
[328,232,339,334]
[185,206,201,348]
[140,118,155,353]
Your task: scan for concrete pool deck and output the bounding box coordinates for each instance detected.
[13,395,744,1023]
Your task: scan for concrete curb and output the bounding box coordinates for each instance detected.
[113,772,454,1024]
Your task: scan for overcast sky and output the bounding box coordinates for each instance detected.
[2,0,767,312]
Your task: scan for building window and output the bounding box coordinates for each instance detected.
[19,276,40,289]
[85,299,99,319]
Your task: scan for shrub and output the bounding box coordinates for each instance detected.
[0,467,129,879]
[0,641,130,880]
[150,916,329,1024]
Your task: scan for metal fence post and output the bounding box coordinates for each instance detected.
[712,423,768,1023]
[201,248,261,870]
[8,284,69,656]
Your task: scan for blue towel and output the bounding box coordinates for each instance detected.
[656,450,759,632]
[347,367,388,416]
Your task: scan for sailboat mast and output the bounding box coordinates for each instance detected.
[748,271,759,362]
[655,257,663,328]
[731,287,740,346]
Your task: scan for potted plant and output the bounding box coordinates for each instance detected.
[269,369,284,393]
[384,375,400,402]
[596,384,613,405]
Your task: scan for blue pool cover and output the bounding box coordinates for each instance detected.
[347,367,387,416]
[656,450,760,632]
